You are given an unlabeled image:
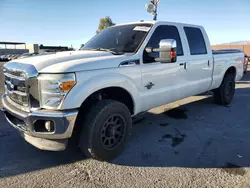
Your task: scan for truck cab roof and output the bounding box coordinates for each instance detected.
[114,20,203,28]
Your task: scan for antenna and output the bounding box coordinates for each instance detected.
[145,0,160,21]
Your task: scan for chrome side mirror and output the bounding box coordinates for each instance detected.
[146,39,177,63]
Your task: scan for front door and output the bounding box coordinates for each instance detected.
[140,25,188,111]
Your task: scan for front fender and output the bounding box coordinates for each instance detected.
[62,72,142,114]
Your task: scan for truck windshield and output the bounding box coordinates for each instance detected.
[82,24,152,54]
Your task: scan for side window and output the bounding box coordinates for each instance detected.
[143,25,183,64]
[184,27,207,55]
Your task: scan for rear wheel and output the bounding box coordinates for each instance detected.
[77,99,132,161]
[213,73,235,105]
[244,66,247,74]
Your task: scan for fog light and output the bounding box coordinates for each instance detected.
[34,120,55,133]
[45,121,54,132]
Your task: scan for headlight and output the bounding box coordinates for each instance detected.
[38,73,76,109]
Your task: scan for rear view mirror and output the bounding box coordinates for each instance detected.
[146,39,177,63]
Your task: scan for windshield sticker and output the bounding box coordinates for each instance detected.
[133,26,151,32]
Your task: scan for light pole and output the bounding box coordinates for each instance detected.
[145,0,160,21]
[152,0,158,21]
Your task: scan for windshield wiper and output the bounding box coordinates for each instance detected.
[82,48,124,55]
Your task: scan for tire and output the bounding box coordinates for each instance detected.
[213,73,235,106]
[78,99,132,161]
[244,65,247,74]
[244,68,247,74]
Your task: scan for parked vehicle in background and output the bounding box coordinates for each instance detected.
[18,53,38,59]
[18,52,55,59]
[9,54,16,60]
[0,54,22,61]
[2,21,244,161]
[14,54,22,59]
[0,55,6,61]
[6,54,12,61]
[244,54,249,73]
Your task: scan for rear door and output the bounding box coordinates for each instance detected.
[183,26,213,95]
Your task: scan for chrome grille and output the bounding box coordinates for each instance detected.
[3,62,39,111]
[6,90,29,106]
[4,69,24,77]
[4,70,29,108]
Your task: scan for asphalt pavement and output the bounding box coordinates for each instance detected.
[1,61,250,187]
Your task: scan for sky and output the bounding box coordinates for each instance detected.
[0,0,250,48]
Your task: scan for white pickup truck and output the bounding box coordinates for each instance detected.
[2,21,244,161]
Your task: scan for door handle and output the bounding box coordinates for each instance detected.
[208,60,210,66]
[180,62,187,69]
[145,82,154,90]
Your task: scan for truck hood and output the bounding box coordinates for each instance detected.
[11,50,131,73]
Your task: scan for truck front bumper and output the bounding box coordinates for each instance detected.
[1,94,78,151]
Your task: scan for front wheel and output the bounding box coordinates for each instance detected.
[78,99,132,161]
[213,73,235,106]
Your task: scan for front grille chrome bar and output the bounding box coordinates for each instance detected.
[3,62,39,112]
[3,72,26,81]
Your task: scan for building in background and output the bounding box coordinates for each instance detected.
[22,44,73,53]
[0,41,29,55]
[0,41,74,61]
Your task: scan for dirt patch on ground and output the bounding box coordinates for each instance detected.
[159,128,187,147]
[164,108,188,119]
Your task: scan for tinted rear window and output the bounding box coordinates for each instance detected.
[184,27,207,55]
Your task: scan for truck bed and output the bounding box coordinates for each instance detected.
[210,50,244,91]
[212,49,243,55]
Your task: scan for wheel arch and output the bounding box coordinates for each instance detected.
[79,86,135,115]
[62,73,142,115]
[224,66,236,80]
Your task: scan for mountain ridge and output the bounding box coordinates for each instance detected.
[216,41,250,45]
